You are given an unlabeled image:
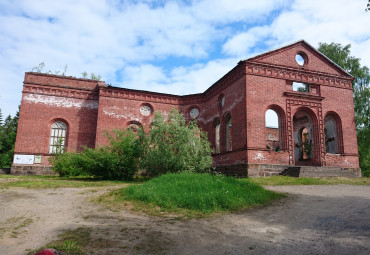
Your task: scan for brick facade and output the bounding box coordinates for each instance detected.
[11,41,361,177]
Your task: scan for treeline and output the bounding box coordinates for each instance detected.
[318,42,370,176]
[0,108,19,168]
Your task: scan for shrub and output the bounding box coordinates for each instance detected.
[139,109,213,176]
[51,128,142,180]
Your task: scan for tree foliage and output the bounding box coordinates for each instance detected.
[318,42,370,175]
[139,109,213,176]
[0,107,19,168]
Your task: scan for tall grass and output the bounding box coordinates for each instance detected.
[122,172,284,214]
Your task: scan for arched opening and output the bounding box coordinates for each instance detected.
[293,109,319,166]
[265,109,280,151]
[213,118,220,153]
[293,82,309,92]
[49,121,67,154]
[265,105,287,151]
[127,120,142,132]
[324,112,344,154]
[300,127,310,159]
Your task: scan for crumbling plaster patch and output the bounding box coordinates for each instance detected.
[254,152,267,161]
[24,94,98,110]
[103,106,141,121]
[103,106,169,122]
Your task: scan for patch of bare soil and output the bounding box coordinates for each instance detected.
[0,185,369,255]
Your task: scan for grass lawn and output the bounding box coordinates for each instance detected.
[100,172,285,217]
[0,174,130,189]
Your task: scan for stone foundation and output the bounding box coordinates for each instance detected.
[0,168,11,174]
[11,165,56,175]
[299,166,361,178]
[215,163,362,178]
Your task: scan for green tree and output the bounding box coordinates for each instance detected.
[318,42,370,176]
[0,108,3,126]
[140,109,213,176]
[0,107,19,168]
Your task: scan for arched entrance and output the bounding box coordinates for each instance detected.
[293,108,320,166]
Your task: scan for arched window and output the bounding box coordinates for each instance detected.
[324,113,343,154]
[265,109,280,151]
[224,113,232,152]
[128,121,142,132]
[49,121,67,154]
[214,118,220,153]
[265,106,287,151]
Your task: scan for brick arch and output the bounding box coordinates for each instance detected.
[127,120,143,132]
[266,104,287,150]
[324,111,344,154]
[293,107,321,165]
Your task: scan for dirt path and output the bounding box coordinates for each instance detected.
[0,185,369,255]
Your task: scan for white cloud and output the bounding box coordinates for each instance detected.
[0,0,369,118]
[222,26,271,57]
[268,0,370,64]
[119,58,237,95]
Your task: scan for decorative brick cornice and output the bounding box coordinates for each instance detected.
[245,61,353,89]
[23,84,99,100]
[283,92,325,101]
[100,86,207,105]
[100,87,183,105]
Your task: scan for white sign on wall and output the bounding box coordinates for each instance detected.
[13,154,35,165]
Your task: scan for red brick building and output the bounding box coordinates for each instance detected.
[11,41,361,177]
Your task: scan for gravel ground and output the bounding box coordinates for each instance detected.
[0,185,369,255]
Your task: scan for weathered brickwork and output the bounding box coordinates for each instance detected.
[11,41,361,177]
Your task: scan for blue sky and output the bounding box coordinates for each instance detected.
[0,0,369,119]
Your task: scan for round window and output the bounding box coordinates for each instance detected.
[140,105,152,116]
[190,108,199,119]
[295,52,307,66]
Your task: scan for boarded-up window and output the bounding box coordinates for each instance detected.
[49,121,67,154]
[324,115,338,154]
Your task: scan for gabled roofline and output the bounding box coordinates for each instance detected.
[242,40,353,78]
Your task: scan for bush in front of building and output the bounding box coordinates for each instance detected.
[51,109,213,180]
[51,128,143,180]
[139,109,213,177]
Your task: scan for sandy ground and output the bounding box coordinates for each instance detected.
[0,184,369,255]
